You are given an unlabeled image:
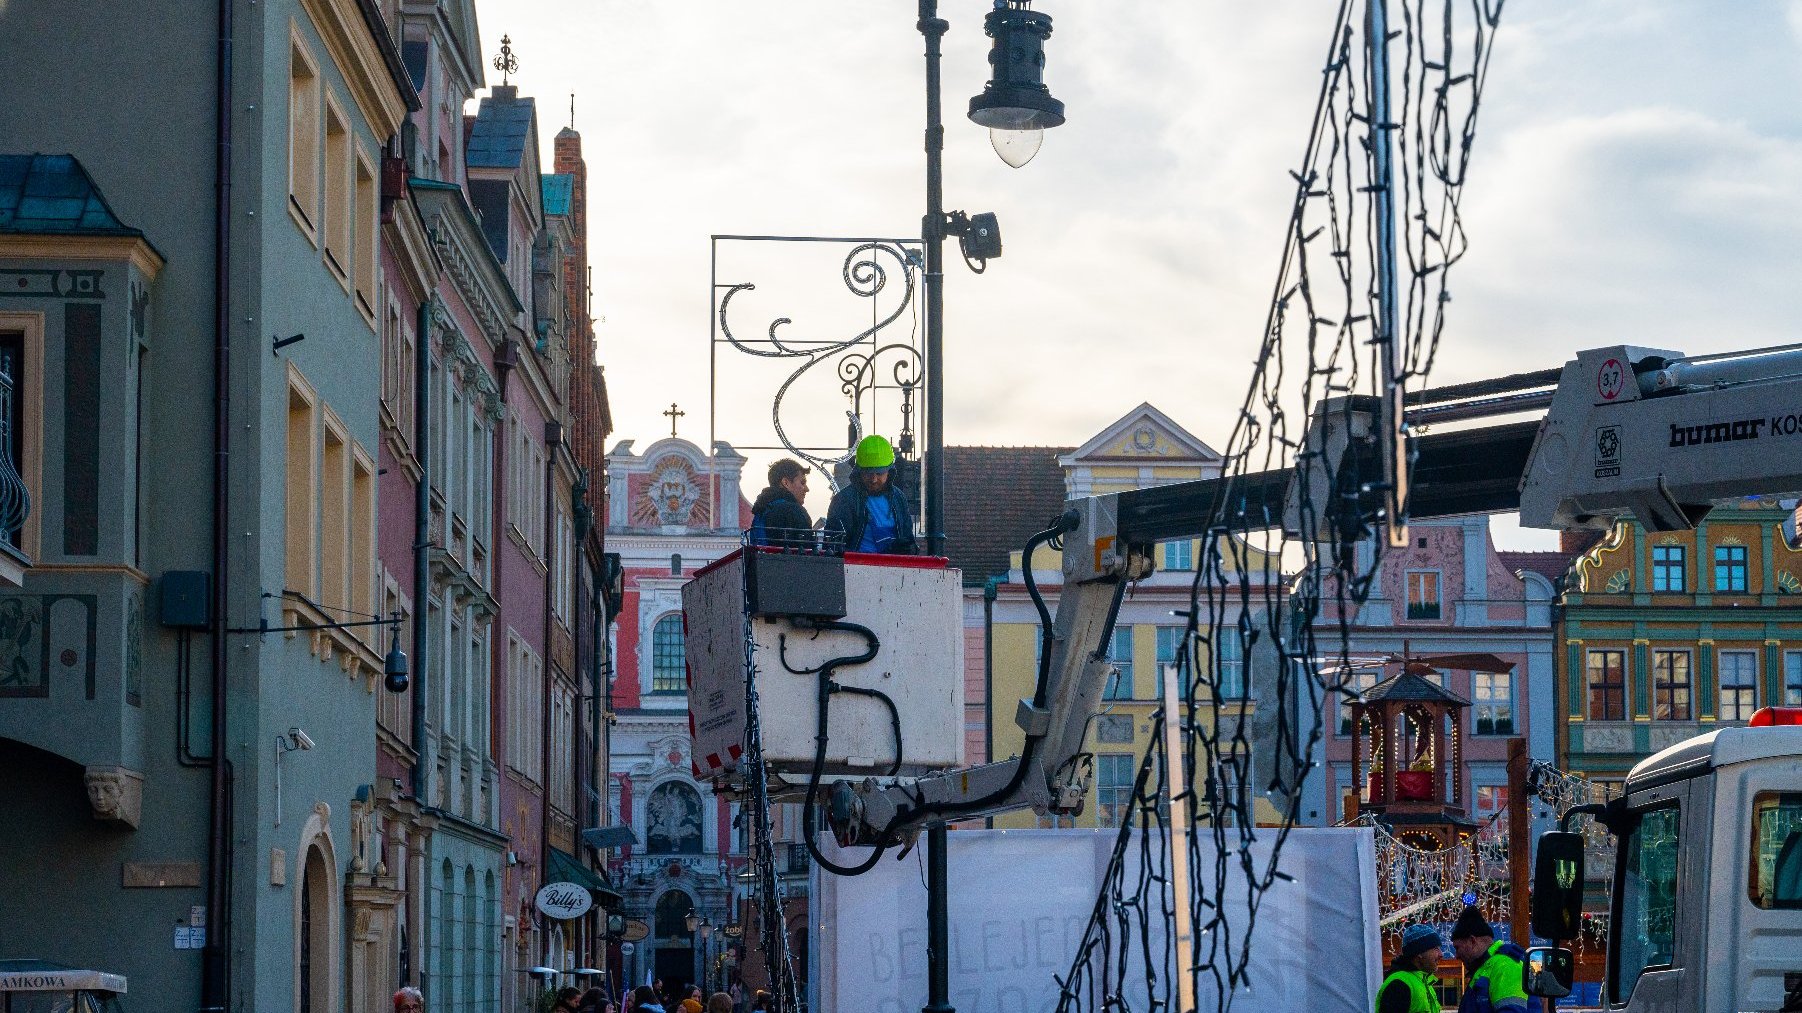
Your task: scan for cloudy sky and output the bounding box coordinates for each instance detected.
[475,2,1802,546]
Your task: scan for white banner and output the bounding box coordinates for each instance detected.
[812,827,1380,1013]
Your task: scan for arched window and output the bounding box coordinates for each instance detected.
[654,891,694,940]
[440,860,457,1009]
[650,614,686,694]
[484,871,498,1006]
[463,866,477,1005]
[645,781,704,854]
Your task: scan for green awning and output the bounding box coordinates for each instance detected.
[548,847,623,908]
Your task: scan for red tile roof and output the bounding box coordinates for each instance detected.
[1498,549,1578,585]
[943,446,1073,587]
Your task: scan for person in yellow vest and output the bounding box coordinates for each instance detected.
[1450,905,1536,1013]
[1377,923,1442,1013]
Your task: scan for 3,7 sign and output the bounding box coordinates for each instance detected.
[1596,357,1626,401]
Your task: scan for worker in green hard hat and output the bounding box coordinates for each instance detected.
[823,434,918,554]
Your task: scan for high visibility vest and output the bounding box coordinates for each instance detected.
[1462,940,1536,1013]
[1375,969,1437,1013]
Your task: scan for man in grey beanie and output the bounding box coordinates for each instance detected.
[1377,923,1443,1013]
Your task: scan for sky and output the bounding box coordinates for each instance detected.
[474,2,1802,546]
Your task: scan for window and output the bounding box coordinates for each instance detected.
[1475,784,1508,820]
[1473,671,1514,735]
[1102,627,1134,700]
[1161,539,1193,571]
[1651,544,1686,593]
[288,36,321,233]
[1610,806,1680,1005]
[377,588,411,744]
[322,99,351,280]
[1718,650,1758,722]
[1712,544,1749,593]
[1651,650,1692,721]
[380,299,414,440]
[1749,792,1802,909]
[1405,570,1441,620]
[1155,626,1186,700]
[550,679,575,814]
[645,783,703,854]
[1212,751,1251,819]
[285,377,319,595]
[1587,649,1627,721]
[1214,630,1245,700]
[353,151,378,317]
[651,614,686,694]
[1787,652,1802,707]
[552,505,573,623]
[320,419,348,613]
[1339,665,1383,734]
[506,636,544,781]
[350,454,374,643]
[1095,753,1136,828]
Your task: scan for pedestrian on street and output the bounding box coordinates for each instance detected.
[553,987,583,1012]
[632,985,666,1013]
[392,987,424,1013]
[824,435,917,555]
[1375,923,1441,1013]
[750,459,814,548]
[577,987,606,1013]
[706,993,732,1013]
[1450,905,1534,1013]
[679,987,703,1013]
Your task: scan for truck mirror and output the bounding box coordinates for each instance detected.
[1523,945,1574,999]
[1531,830,1586,940]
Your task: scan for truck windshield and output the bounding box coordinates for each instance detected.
[1750,792,1802,909]
[1610,804,1680,1005]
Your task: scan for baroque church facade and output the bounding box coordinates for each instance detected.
[604,437,751,994]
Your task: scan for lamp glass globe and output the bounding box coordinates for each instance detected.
[991,127,1043,169]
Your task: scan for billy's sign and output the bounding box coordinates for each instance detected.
[535,881,594,920]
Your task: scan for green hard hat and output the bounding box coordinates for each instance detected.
[855,434,896,469]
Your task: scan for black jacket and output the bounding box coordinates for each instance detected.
[823,476,917,554]
[749,486,813,546]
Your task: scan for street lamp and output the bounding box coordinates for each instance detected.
[968,1,1065,168]
[916,7,1063,1013]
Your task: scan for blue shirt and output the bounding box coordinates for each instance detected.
[859,493,897,552]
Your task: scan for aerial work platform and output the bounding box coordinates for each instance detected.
[683,547,965,798]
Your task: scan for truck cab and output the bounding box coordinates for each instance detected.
[1531,707,1802,1012]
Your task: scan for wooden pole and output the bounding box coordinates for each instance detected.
[1507,737,1530,942]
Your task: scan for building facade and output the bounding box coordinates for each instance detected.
[605,436,750,997]
[1315,517,1571,829]
[1558,501,1802,788]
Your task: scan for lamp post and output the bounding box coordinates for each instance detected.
[915,5,1063,1013]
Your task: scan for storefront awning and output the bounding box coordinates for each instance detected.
[548,847,623,908]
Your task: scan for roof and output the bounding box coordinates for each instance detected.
[0,154,142,237]
[541,173,573,216]
[1498,549,1576,585]
[943,446,1074,587]
[466,87,536,169]
[1627,724,1802,794]
[1360,670,1471,707]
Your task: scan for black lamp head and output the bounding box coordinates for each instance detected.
[383,616,409,693]
[968,3,1065,132]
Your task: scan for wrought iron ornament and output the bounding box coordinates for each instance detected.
[492,34,518,85]
[714,239,923,488]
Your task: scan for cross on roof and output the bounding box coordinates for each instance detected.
[663,403,685,438]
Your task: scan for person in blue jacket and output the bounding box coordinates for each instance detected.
[748,458,813,547]
[824,435,917,555]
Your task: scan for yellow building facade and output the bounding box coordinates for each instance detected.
[982,405,1294,829]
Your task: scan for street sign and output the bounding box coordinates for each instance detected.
[619,942,636,957]
[535,882,593,920]
[618,919,650,942]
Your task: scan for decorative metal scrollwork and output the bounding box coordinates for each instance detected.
[716,241,923,484]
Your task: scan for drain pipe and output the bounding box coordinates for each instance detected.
[411,296,433,803]
[203,0,235,1007]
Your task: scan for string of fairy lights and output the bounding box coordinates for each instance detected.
[1056,1,1508,1010]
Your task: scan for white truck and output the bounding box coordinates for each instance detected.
[1526,708,1802,1012]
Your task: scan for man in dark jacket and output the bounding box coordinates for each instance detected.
[749,458,813,547]
[824,435,917,554]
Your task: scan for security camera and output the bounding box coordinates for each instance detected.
[289,728,315,751]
